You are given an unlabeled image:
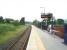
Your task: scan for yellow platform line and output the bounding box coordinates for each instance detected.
[26,25,46,50]
[33,26,46,50]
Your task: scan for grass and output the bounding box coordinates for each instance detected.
[0,24,29,44]
[0,24,15,34]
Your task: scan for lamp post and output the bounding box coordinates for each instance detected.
[40,7,45,29]
[40,7,45,13]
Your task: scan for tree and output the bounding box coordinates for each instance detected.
[12,20,20,26]
[56,19,64,25]
[20,17,25,24]
[0,16,4,23]
[4,18,14,23]
[33,20,40,27]
[33,20,38,25]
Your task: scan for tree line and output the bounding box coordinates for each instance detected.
[0,16,25,26]
[33,18,64,28]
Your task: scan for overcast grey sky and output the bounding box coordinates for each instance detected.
[0,0,67,22]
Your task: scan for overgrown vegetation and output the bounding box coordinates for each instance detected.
[0,24,15,34]
[0,16,29,44]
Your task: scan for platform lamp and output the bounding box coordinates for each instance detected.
[40,7,45,29]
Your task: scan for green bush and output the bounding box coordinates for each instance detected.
[56,19,64,25]
[12,20,20,26]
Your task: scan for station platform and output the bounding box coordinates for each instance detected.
[26,25,67,50]
[26,25,46,50]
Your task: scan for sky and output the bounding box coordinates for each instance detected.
[0,0,67,22]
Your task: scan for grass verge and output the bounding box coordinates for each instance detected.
[0,24,29,44]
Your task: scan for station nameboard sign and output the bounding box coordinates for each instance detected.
[41,13,45,18]
[41,15,49,18]
[41,13,52,18]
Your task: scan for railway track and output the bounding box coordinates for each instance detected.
[0,26,31,50]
